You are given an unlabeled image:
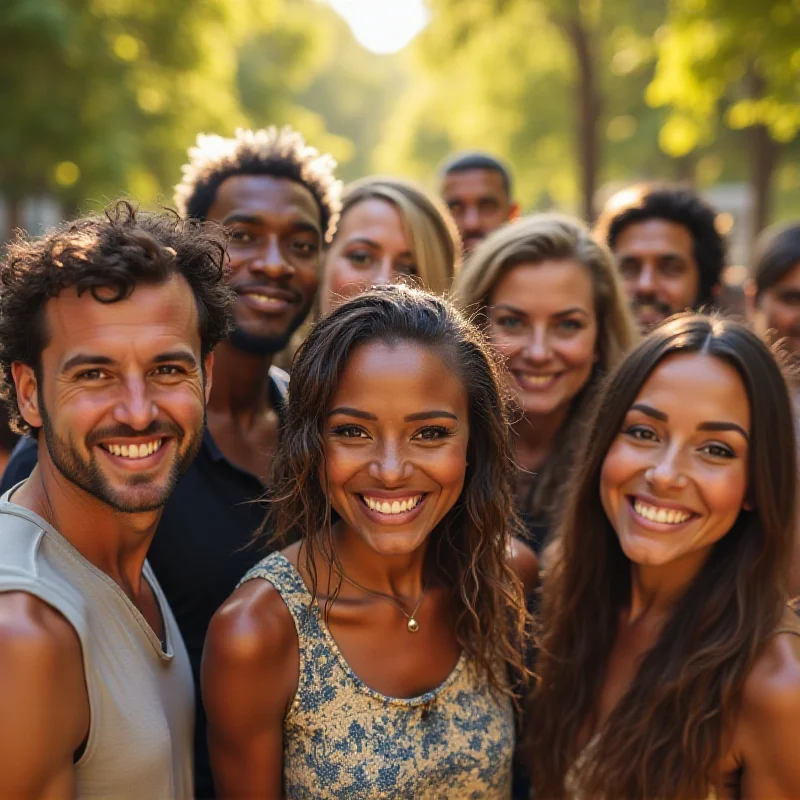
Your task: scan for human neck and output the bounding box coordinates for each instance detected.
[627,550,710,621]
[321,522,429,601]
[512,404,571,470]
[208,338,275,425]
[13,456,161,595]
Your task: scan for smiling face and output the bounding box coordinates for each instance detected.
[615,219,701,331]
[600,352,751,571]
[487,260,598,421]
[322,340,469,557]
[321,198,416,314]
[207,174,322,354]
[14,275,210,513]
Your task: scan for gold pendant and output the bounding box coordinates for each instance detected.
[407,617,419,633]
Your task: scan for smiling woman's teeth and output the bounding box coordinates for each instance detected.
[363,495,423,515]
[633,499,691,525]
[518,374,555,388]
[103,440,163,460]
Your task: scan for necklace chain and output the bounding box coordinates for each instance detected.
[337,570,428,633]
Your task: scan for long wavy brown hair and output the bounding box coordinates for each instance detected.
[525,314,797,799]
[261,283,530,697]
[453,214,637,531]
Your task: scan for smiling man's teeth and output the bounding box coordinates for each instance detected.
[243,292,286,307]
[363,495,423,515]
[104,439,163,460]
[633,499,691,525]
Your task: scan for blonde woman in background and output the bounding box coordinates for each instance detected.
[320,176,461,313]
[454,214,637,552]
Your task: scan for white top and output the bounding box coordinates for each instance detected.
[0,494,194,799]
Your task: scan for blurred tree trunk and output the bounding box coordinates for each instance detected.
[559,14,601,223]
[745,69,778,250]
[748,123,777,242]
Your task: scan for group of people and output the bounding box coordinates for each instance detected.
[0,124,799,800]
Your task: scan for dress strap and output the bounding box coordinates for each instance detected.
[238,551,316,635]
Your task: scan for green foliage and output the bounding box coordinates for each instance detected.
[0,0,409,214]
[0,0,276,209]
[649,0,800,153]
[374,0,674,211]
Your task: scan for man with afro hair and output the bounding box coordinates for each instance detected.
[1,126,341,799]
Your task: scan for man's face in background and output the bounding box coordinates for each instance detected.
[442,168,518,254]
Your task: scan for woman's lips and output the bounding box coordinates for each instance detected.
[511,371,561,392]
[356,493,429,525]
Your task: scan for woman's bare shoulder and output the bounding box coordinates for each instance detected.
[507,536,539,593]
[743,615,800,714]
[206,574,298,673]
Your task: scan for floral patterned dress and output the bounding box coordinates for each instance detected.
[240,552,514,800]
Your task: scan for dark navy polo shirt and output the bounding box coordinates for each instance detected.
[0,366,287,799]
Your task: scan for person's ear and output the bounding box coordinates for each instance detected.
[508,202,520,222]
[12,362,43,430]
[203,352,214,404]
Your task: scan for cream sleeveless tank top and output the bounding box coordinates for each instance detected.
[0,493,194,799]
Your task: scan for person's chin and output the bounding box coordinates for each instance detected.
[228,325,293,356]
[99,482,172,514]
[514,391,563,418]
[358,528,430,557]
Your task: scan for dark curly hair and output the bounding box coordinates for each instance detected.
[594,184,726,309]
[751,220,800,299]
[0,200,235,436]
[526,314,796,799]
[174,126,342,242]
[261,283,530,701]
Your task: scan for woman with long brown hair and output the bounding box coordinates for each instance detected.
[526,314,800,799]
[453,214,637,552]
[203,284,536,799]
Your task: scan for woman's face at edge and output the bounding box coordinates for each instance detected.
[599,351,752,572]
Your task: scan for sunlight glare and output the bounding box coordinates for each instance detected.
[325,0,430,54]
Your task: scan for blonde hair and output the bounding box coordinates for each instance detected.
[454,213,636,375]
[336,177,461,295]
[453,213,638,525]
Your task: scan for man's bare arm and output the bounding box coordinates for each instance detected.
[0,592,89,799]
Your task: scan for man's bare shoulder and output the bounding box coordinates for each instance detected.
[0,591,89,794]
[0,591,83,664]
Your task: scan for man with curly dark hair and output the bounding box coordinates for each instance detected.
[594,184,726,331]
[0,201,234,798]
[0,126,342,799]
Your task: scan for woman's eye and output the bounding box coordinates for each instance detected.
[557,318,584,332]
[701,443,735,459]
[330,425,369,439]
[496,316,523,330]
[412,425,454,441]
[624,425,657,442]
[346,250,374,268]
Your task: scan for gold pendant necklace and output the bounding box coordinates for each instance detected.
[338,571,427,633]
